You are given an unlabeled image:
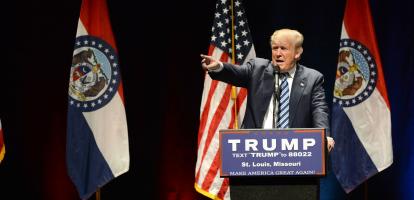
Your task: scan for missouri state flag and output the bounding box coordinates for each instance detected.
[66,0,129,199]
[331,0,392,193]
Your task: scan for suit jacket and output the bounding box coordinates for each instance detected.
[209,58,330,135]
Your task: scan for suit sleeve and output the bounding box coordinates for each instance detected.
[208,59,254,88]
[311,74,330,136]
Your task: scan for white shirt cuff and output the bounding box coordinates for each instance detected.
[208,61,224,72]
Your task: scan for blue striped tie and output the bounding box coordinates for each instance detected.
[277,74,289,128]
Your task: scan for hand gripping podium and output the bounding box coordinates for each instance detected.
[219,128,327,200]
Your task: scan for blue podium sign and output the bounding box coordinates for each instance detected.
[219,129,326,177]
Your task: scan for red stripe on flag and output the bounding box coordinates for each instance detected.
[216,177,229,200]
[79,0,117,51]
[197,78,219,146]
[344,0,390,107]
[208,45,216,57]
[117,81,125,104]
[201,147,223,190]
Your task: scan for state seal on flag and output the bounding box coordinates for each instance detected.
[333,39,377,107]
[68,35,121,111]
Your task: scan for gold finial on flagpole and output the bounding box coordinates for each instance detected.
[96,188,101,200]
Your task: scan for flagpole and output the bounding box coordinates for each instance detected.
[96,188,101,200]
[230,0,239,129]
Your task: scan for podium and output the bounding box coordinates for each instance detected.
[219,128,326,200]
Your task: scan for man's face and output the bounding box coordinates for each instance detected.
[271,35,302,72]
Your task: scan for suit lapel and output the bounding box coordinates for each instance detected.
[289,65,306,126]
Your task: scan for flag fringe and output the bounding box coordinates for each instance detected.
[194,183,223,200]
[0,145,5,162]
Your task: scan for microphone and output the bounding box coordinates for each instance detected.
[273,63,280,74]
[272,64,280,128]
[273,64,281,97]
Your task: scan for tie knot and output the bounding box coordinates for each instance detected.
[280,72,289,80]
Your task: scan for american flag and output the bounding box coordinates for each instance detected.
[195,0,255,199]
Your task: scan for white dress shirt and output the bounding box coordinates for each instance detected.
[262,66,296,129]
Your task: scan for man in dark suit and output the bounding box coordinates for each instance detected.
[201,28,334,151]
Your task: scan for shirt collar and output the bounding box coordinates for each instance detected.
[285,64,297,78]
